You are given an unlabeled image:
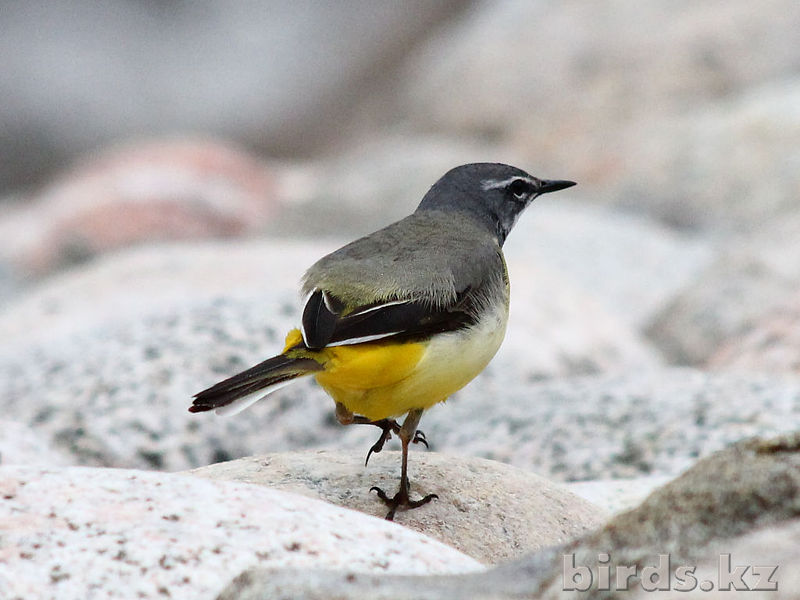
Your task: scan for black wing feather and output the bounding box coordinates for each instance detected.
[299,288,480,350]
[301,290,339,349]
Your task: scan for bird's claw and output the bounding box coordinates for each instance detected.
[412,430,428,448]
[370,485,438,521]
[364,420,399,466]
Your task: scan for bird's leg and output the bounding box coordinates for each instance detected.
[334,402,428,466]
[358,417,399,466]
[334,402,399,464]
[370,408,438,520]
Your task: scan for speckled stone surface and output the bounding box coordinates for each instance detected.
[410,368,800,481]
[565,475,671,515]
[646,225,800,366]
[629,520,800,599]
[3,236,799,485]
[189,450,606,564]
[537,433,800,598]
[0,240,338,471]
[0,420,71,467]
[0,465,481,600]
[709,289,800,373]
[506,201,713,329]
[212,433,800,600]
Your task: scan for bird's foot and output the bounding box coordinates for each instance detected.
[370,484,438,521]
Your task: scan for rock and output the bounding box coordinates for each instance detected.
[0,255,21,305]
[189,450,606,565]
[266,135,515,238]
[537,432,800,598]
[507,201,713,329]
[5,251,798,484]
[708,289,800,373]
[215,432,800,599]
[215,564,529,600]
[646,226,800,365]
[0,238,330,348]
[628,521,800,599]
[356,0,800,232]
[491,256,659,383]
[615,79,800,231]
[0,420,72,467]
[0,465,481,600]
[565,476,671,515]
[0,238,656,471]
[0,1,468,189]
[0,139,279,277]
[0,243,337,471]
[407,368,800,481]
[383,0,800,137]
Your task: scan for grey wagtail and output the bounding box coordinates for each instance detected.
[190,163,575,520]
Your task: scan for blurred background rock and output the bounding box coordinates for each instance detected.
[1,0,800,473]
[3,1,799,233]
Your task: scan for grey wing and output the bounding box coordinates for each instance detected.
[297,211,506,350]
[302,211,502,308]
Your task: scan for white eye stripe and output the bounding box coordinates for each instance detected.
[481,176,536,191]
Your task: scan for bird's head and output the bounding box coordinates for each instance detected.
[416,163,576,245]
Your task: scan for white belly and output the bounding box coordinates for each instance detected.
[396,298,509,409]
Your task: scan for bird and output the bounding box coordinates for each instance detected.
[190,163,575,520]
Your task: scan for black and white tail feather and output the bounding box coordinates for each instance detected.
[189,354,321,416]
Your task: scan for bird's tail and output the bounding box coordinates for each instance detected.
[190,353,322,416]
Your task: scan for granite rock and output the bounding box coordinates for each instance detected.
[647,224,800,365]
[0,241,334,471]
[708,289,800,374]
[614,78,800,231]
[357,0,800,231]
[629,521,800,598]
[564,476,671,516]
[189,450,606,565]
[0,1,468,188]
[506,201,713,329]
[537,433,800,598]
[0,465,481,600]
[0,420,71,467]
[215,432,800,599]
[407,368,800,481]
[0,139,279,278]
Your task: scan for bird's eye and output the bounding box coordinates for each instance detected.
[507,179,530,200]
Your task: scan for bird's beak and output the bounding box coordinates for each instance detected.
[537,179,577,194]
